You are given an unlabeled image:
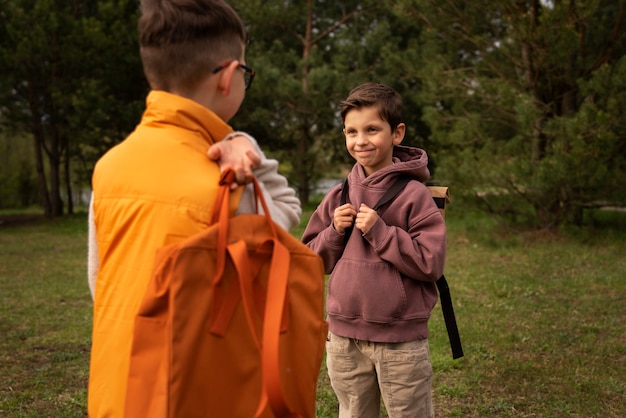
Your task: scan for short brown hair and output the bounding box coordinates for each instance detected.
[138,0,247,92]
[340,83,403,131]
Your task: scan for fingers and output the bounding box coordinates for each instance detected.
[245,149,261,167]
[207,144,220,161]
[355,204,377,235]
[230,166,254,189]
[334,204,378,236]
[333,204,357,234]
[208,136,260,188]
[232,150,257,187]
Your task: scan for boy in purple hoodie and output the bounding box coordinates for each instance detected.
[302,83,446,418]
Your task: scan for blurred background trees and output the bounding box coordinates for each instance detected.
[230,0,431,202]
[0,0,145,216]
[403,0,626,227]
[1,0,624,227]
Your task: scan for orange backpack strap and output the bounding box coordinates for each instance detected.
[261,239,298,417]
[212,170,299,417]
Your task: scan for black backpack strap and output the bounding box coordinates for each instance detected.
[340,176,410,241]
[340,178,350,206]
[340,179,353,242]
[340,176,411,210]
[433,196,447,210]
[373,176,412,210]
[436,275,464,359]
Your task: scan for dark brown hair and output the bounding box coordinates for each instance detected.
[138,0,247,91]
[340,83,403,131]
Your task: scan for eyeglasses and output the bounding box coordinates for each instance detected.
[212,62,255,90]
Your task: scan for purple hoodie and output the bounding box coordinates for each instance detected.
[302,146,446,342]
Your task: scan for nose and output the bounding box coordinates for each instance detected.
[355,132,368,146]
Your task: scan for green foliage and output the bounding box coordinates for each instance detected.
[409,0,626,227]
[0,0,146,215]
[0,0,624,228]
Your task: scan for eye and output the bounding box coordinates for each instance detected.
[367,126,378,133]
[345,128,357,135]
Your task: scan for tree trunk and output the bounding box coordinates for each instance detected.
[295,0,314,203]
[48,128,64,216]
[296,125,312,204]
[28,81,52,216]
[64,143,74,215]
[33,133,51,216]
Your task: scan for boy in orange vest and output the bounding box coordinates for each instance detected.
[87,1,301,416]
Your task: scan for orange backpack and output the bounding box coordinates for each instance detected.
[125,171,328,417]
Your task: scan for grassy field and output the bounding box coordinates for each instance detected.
[1,206,625,417]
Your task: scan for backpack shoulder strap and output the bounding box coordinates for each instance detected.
[426,185,463,359]
[340,176,411,210]
[373,176,412,210]
[436,275,464,359]
[339,179,353,242]
[339,176,411,242]
[340,178,350,206]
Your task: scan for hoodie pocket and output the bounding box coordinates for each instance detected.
[327,258,409,324]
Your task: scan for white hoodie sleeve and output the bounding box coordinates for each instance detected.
[87,193,98,300]
[229,132,302,230]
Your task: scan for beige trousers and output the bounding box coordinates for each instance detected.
[326,332,435,418]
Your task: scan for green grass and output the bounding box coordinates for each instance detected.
[427,208,626,417]
[1,207,625,417]
[0,213,91,417]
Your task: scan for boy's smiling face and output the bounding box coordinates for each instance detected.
[343,106,405,176]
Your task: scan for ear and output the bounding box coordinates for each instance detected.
[217,61,240,97]
[392,123,406,146]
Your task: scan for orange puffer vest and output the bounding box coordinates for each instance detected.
[88,91,243,417]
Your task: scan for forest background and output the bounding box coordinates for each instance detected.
[1,0,625,228]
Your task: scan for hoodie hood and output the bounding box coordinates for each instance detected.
[347,145,430,188]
